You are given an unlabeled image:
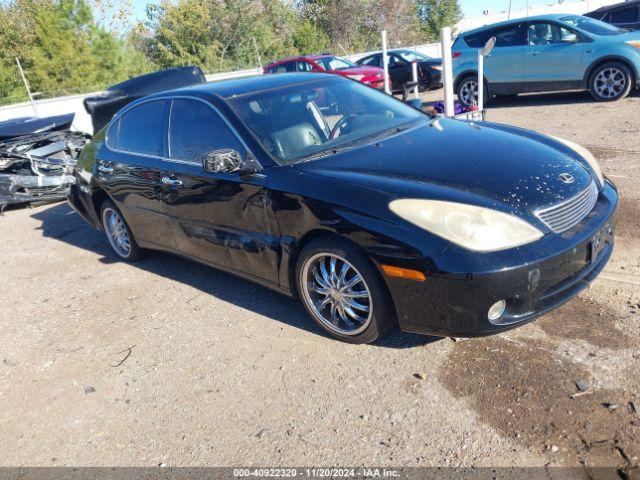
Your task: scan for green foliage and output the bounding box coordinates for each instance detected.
[417,0,462,42]
[0,0,462,106]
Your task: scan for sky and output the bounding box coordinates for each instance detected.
[128,0,567,23]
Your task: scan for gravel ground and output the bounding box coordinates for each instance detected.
[1,89,639,471]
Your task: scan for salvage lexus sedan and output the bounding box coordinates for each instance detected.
[69,73,617,344]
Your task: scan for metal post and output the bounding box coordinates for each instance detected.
[478,50,484,110]
[381,30,391,95]
[411,61,419,99]
[15,57,38,117]
[441,27,455,117]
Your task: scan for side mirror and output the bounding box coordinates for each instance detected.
[562,33,578,43]
[202,149,246,174]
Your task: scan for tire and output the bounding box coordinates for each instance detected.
[296,236,396,344]
[589,61,633,102]
[100,199,146,261]
[456,75,490,108]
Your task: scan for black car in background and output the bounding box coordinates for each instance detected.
[69,73,616,344]
[586,0,640,30]
[356,49,443,92]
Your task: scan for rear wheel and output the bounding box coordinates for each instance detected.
[100,200,145,261]
[589,62,632,102]
[296,237,395,344]
[457,76,489,108]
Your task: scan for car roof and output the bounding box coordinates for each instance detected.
[589,0,640,12]
[143,73,337,101]
[461,13,572,36]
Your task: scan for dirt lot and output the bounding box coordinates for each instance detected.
[1,90,639,472]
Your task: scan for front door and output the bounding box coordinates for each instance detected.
[524,21,586,90]
[161,98,280,284]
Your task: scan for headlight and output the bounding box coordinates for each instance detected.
[626,40,640,50]
[347,74,365,81]
[431,65,443,71]
[550,136,604,187]
[389,199,543,252]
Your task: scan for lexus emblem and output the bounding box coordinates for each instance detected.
[558,173,575,184]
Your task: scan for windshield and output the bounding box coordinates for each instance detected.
[560,15,625,35]
[229,77,424,164]
[395,50,432,62]
[315,56,357,71]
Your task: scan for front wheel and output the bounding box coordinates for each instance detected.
[296,237,396,344]
[589,62,633,102]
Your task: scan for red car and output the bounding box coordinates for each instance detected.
[264,54,386,89]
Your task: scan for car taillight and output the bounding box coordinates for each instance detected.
[452,51,462,59]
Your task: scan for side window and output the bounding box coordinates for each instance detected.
[297,61,313,72]
[169,99,243,162]
[528,22,577,45]
[463,30,491,48]
[610,7,638,23]
[274,61,296,73]
[360,55,381,67]
[117,100,165,156]
[492,24,525,47]
[386,53,406,67]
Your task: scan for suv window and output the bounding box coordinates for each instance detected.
[169,99,243,162]
[528,22,577,45]
[492,23,525,47]
[116,100,165,156]
[610,7,638,23]
[463,30,491,48]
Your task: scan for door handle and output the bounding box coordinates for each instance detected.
[531,51,541,56]
[161,176,183,187]
[97,165,113,174]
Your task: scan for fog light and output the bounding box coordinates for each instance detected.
[488,300,506,321]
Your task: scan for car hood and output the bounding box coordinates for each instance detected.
[295,118,595,219]
[336,66,383,77]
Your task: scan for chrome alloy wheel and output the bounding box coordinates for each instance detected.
[301,253,373,336]
[459,79,478,106]
[594,67,626,99]
[103,207,131,258]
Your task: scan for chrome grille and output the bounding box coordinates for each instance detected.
[535,181,598,233]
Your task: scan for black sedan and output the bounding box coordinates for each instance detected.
[69,73,617,344]
[357,49,443,92]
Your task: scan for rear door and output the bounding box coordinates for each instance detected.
[161,97,280,283]
[99,99,172,249]
[484,23,526,91]
[523,21,586,89]
[386,53,411,89]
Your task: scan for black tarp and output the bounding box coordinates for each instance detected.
[83,66,207,133]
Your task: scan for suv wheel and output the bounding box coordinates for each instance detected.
[589,62,632,102]
[296,237,396,344]
[457,76,489,108]
[100,200,145,261]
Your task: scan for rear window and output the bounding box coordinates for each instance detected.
[116,100,165,156]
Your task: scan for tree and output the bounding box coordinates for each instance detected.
[417,0,462,41]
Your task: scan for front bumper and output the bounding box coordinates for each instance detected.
[0,173,75,206]
[382,181,618,337]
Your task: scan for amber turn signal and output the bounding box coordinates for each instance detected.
[381,264,426,281]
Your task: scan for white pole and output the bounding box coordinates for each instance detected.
[15,57,39,117]
[478,49,484,110]
[441,27,455,117]
[411,61,419,99]
[381,30,391,95]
